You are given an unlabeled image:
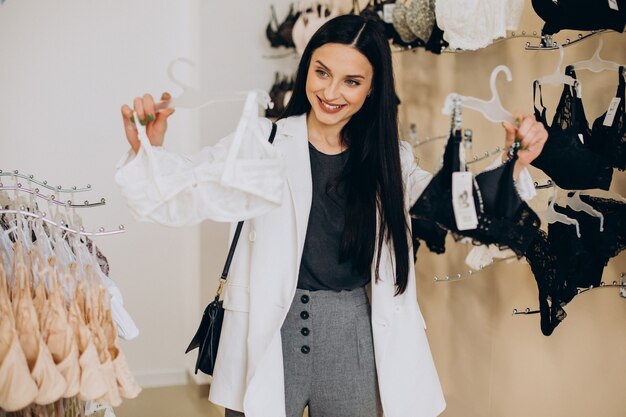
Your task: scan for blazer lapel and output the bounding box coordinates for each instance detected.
[278,113,312,261]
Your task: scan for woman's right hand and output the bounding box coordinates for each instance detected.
[121,92,176,153]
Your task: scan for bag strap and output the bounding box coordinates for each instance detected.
[216,122,278,297]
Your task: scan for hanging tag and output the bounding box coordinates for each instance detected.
[452,172,478,231]
[603,97,621,126]
[608,0,619,11]
[383,4,396,23]
[465,246,495,270]
[578,133,585,144]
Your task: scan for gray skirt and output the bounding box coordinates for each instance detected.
[226,286,381,417]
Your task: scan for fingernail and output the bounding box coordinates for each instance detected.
[139,118,146,126]
[147,114,155,123]
[130,116,135,123]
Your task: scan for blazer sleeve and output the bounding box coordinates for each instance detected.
[115,105,285,226]
[400,141,434,210]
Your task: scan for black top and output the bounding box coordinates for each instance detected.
[297,143,370,291]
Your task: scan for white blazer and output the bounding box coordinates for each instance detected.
[116,93,530,416]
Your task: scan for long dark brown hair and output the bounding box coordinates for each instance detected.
[280,14,410,295]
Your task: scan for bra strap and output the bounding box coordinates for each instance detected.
[532,81,547,124]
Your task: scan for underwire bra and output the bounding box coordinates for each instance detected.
[410,131,564,335]
[266,4,299,48]
[569,66,626,171]
[530,74,614,190]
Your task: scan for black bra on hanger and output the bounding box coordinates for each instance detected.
[266,4,300,48]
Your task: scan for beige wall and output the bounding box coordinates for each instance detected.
[396,3,626,417]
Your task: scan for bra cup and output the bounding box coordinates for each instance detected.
[78,341,108,401]
[406,0,435,42]
[392,2,418,43]
[57,341,80,398]
[32,336,67,405]
[97,355,123,407]
[0,323,39,411]
[302,7,338,53]
[113,349,142,399]
[475,161,522,219]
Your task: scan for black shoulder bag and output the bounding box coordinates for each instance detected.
[185,122,278,375]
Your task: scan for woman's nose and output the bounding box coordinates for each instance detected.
[323,81,341,101]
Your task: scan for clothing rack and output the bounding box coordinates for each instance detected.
[0,169,94,193]
[511,273,626,316]
[0,183,106,208]
[433,255,518,283]
[0,208,125,237]
[524,30,607,51]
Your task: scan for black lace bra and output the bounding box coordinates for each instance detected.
[410,130,541,256]
[410,130,566,336]
[570,66,626,171]
[530,71,614,190]
[266,4,299,48]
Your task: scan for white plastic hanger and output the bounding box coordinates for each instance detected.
[443,65,515,124]
[564,191,604,232]
[570,39,623,73]
[538,186,581,237]
[536,44,583,97]
[154,58,273,112]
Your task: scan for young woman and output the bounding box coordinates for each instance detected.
[117,14,547,417]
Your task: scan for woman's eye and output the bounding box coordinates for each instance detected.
[316,69,328,77]
[345,79,360,87]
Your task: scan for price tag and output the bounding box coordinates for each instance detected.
[603,97,621,126]
[452,172,478,231]
[608,0,619,11]
[383,4,396,23]
[578,133,584,144]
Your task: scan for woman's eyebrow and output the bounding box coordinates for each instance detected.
[315,60,365,79]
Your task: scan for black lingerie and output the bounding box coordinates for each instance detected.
[266,4,299,49]
[549,194,626,305]
[410,130,567,336]
[571,66,626,171]
[265,73,294,118]
[532,0,626,35]
[530,72,614,190]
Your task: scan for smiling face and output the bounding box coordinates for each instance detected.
[305,43,374,129]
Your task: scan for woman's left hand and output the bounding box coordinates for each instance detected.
[502,112,548,167]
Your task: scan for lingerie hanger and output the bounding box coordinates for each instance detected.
[537,185,581,237]
[433,254,518,283]
[563,191,604,231]
[443,65,515,124]
[0,169,93,193]
[570,38,623,73]
[512,273,626,316]
[535,43,582,97]
[524,29,607,51]
[153,58,273,113]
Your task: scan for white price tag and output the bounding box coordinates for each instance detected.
[452,172,478,231]
[383,4,396,23]
[603,97,621,126]
[608,0,619,11]
[578,133,585,144]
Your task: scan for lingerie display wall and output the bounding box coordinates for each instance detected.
[0,174,141,416]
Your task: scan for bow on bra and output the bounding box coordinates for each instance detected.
[410,130,565,336]
[266,4,300,49]
[530,68,615,190]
